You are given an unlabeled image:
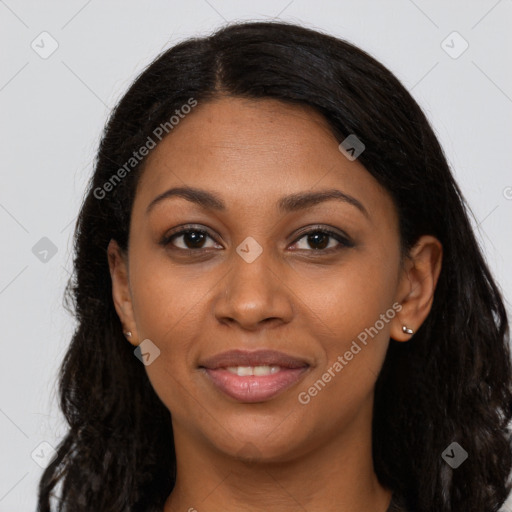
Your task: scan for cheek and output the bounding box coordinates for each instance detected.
[313,250,398,339]
[127,248,220,410]
[129,273,201,416]
[297,295,395,426]
[128,242,213,341]
[305,249,399,394]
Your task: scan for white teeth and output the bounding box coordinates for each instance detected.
[254,365,281,376]
[226,365,281,376]
[237,366,253,376]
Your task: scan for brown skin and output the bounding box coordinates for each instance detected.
[108,96,442,512]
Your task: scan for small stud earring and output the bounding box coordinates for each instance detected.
[402,325,414,335]
[124,331,132,338]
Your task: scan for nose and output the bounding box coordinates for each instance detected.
[213,243,294,331]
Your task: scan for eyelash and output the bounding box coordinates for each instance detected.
[159,224,354,256]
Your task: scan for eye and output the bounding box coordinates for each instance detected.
[160,226,221,251]
[290,226,353,253]
[160,224,353,254]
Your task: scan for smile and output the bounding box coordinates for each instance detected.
[199,349,311,403]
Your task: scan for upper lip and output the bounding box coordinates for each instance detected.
[199,349,310,369]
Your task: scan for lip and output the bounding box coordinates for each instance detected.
[199,349,309,369]
[199,349,311,403]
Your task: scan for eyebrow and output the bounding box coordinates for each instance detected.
[145,185,369,219]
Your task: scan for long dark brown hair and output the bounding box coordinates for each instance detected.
[38,20,512,512]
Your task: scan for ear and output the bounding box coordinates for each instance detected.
[390,235,443,342]
[107,239,139,346]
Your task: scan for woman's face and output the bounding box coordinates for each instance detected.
[109,96,429,462]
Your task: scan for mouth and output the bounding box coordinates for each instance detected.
[199,349,310,403]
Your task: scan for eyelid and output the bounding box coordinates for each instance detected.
[160,224,219,247]
[290,224,353,246]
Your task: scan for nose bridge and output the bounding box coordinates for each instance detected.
[215,236,293,328]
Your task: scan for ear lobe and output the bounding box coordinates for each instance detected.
[107,239,139,345]
[390,235,443,342]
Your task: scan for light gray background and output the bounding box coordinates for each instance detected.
[1,1,511,510]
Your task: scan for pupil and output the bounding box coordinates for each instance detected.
[309,232,328,249]
[185,231,205,248]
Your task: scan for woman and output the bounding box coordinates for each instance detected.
[37,20,512,512]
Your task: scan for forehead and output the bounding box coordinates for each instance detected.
[134,96,396,223]
[142,96,339,176]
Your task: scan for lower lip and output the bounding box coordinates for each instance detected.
[203,367,308,403]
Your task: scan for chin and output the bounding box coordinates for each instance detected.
[203,416,310,465]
